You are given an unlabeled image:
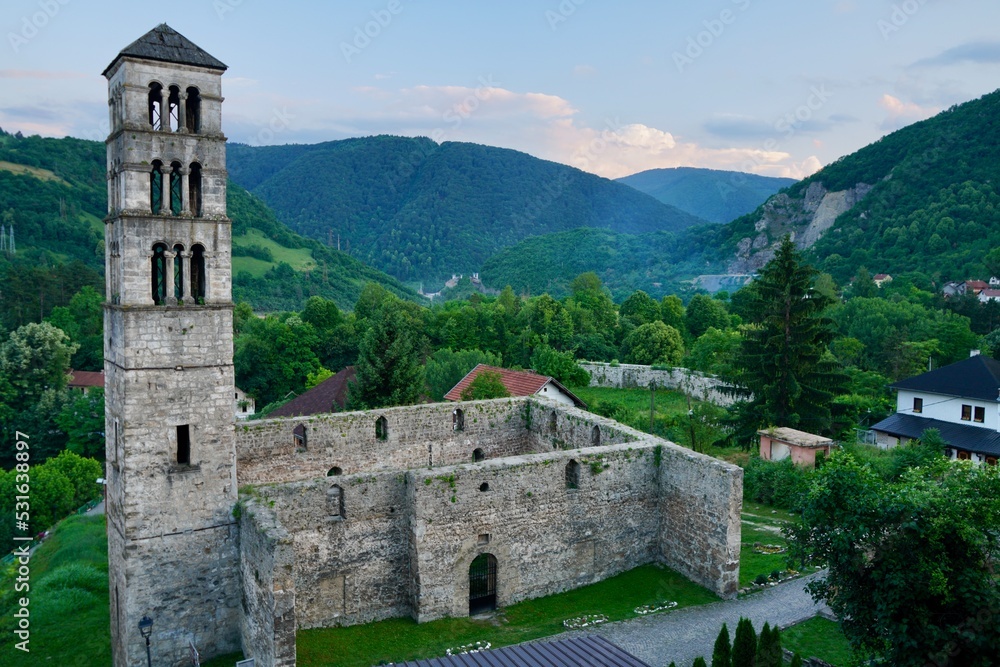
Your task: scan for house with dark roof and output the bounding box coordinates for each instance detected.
[870,352,1000,464]
[267,367,357,418]
[444,364,586,409]
[68,370,104,394]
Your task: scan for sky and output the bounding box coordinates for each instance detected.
[2,0,999,180]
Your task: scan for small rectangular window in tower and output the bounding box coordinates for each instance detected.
[176,425,191,465]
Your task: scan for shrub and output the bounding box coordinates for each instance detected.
[742,456,812,511]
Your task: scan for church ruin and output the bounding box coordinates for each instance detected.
[103,25,742,667]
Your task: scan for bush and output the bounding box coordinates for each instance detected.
[36,563,106,595]
[742,456,812,510]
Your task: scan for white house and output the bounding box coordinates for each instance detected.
[871,352,1000,465]
[235,386,256,420]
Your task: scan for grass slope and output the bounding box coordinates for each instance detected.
[782,616,853,666]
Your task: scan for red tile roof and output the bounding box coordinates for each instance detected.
[68,370,104,388]
[966,280,989,293]
[268,367,356,418]
[444,364,585,407]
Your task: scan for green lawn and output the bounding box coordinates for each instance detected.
[0,515,111,666]
[207,563,718,667]
[740,500,798,589]
[782,616,853,666]
[231,228,315,277]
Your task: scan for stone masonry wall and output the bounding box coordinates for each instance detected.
[253,471,412,628]
[581,362,737,407]
[236,399,543,485]
[409,443,662,622]
[239,499,296,667]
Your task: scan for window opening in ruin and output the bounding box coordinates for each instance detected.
[167,85,180,132]
[591,425,601,447]
[185,87,201,133]
[477,534,490,545]
[189,163,203,217]
[169,162,182,215]
[469,553,497,615]
[172,244,184,300]
[566,459,580,489]
[191,245,206,301]
[328,484,345,519]
[151,243,168,305]
[548,411,557,435]
[376,416,388,441]
[473,448,485,462]
[453,408,465,432]
[176,424,191,465]
[479,482,489,492]
[328,467,342,476]
[150,161,163,213]
[147,83,163,130]
[293,424,307,450]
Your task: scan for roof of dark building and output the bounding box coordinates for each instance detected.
[104,24,227,76]
[890,354,1000,402]
[443,364,586,408]
[393,635,652,667]
[268,367,356,418]
[68,370,104,388]
[871,412,1000,456]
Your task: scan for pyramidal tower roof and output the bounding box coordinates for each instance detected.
[103,23,227,77]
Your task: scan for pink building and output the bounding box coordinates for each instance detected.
[758,427,835,467]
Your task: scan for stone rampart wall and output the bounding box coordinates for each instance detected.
[236,399,542,485]
[239,499,296,667]
[580,362,737,407]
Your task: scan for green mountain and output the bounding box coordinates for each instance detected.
[616,167,796,224]
[0,131,419,326]
[227,136,708,285]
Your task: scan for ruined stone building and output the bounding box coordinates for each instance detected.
[103,25,743,667]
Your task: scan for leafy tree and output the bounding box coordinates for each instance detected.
[984,246,1000,279]
[661,294,686,332]
[28,465,75,535]
[460,371,510,400]
[530,344,590,387]
[686,294,730,338]
[729,237,847,443]
[732,617,757,667]
[300,295,344,330]
[44,450,103,508]
[348,299,425,409]
[621,321,684,365]
[850,267,878,299]
[620,290,661,328]
[0,321,78,411]
[54,388,105,460]
[788,453,1000,666]
[234,315,323,406]
[711,622,732,667]
[686,327,741,377]
[46,285,104,371]
[425,348,502,401]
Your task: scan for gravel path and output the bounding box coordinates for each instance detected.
[566,571,832,667]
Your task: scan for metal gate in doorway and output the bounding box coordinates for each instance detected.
[468,553,497,615]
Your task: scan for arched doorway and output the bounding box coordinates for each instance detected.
[468,553,497,615]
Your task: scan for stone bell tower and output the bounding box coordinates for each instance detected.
[103,25,240,666]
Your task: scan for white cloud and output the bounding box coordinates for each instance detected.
[878,94,938,131]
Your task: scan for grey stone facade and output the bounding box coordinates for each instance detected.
[581,361,739,407]
[104,27,742,667]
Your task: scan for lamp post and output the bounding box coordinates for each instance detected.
[138,615,153,667]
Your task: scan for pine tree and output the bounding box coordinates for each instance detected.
[712,622,732,667]
[732,616,757,667]
[729,236,848,444]
[789,653,802,667]
[756,623,772,667]
[347,298,425,409]
[693,658,708,667]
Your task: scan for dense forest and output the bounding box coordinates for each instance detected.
[227,137,707,285]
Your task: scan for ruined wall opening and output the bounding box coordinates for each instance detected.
[188,162,203,217]
[169,161,182,215]
[468,553,497,616]
[185,87,201,133]
[147,83,163,130]
[151,243,167,305]
[191,244,206,301]
[150,160,163,213]
[328,467,342,476]
[293,424,307,450]
[172,244,184,301]
[453,408,465,432]
[375,416,388,441]
[565,459,580,490]
[591,426,601,447]
[472,448,485,462]
[479,482,489,492]
[548,411,557,435]
[176,424,191,465]
[328,484,344,519]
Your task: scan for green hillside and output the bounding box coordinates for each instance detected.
[0,130,420,325]
[616,167,796,224]
[227,136,708,285]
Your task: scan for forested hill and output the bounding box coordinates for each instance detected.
[0,130,420,327]
[616,167,796,224]
[719,88,1000,284]
[227,136,708,284]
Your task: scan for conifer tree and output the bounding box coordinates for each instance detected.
[347,298,425,409]
[693,658,707,667]
[732,616,757,667]
[712,622,732,667]
[789,653,802,667]
[756,623,772,667]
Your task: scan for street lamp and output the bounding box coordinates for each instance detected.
[138,615,153,667]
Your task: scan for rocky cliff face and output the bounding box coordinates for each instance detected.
[727,180,872,273]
